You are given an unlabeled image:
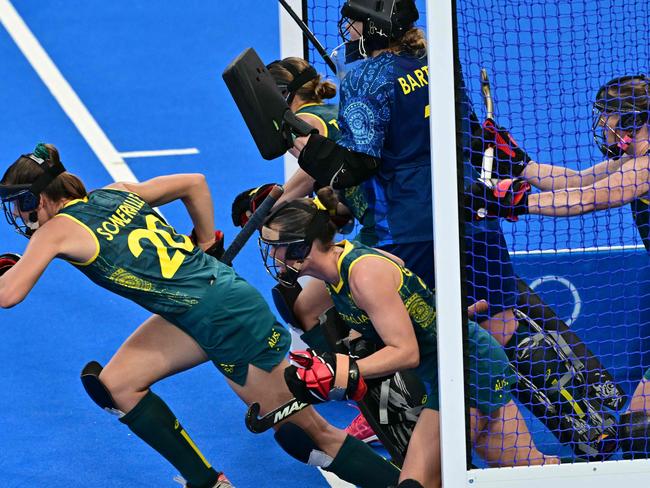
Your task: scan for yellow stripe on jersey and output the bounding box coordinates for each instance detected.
[297,112,329,138]
[54,213,101,266]
[347,252,405,293]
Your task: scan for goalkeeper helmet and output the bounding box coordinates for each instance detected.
[338,0,419,57]
[592,74,650,159]
[259,200,331,287]
[0,143,65,237]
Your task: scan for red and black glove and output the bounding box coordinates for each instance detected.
[284,349,367,404]
[0,253,20,277]
[470,118,531,178]
[231,183,277,227]
[190,230,225,260]
[466,178,530,222]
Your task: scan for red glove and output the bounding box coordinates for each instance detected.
[470,118,531,178]
[231,183,277,227]
[190,230,225,260]
[467,178,530,222]
[284,349,367,404]
[0,253,20,277]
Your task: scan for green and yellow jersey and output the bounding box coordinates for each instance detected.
[56,189,220,317]
[325,239,515,414]
[325,240,438,382]
[297,102,377,246]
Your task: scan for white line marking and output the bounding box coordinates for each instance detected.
[317,468,356,488]
[511,243,646,255]
[0,0,137,183]
[120,148,200,158]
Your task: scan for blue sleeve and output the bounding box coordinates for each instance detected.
[336,60,393,158]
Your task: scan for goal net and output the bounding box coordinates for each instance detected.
[285,0,650,484]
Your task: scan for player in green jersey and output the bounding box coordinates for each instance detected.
[0,143,400,488]
[258,190,559,488]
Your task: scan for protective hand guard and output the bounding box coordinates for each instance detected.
[190,229,225,260]
[0,252,20,277]
[223,48,316,160]
[284,349,367,404]
[298,134,380,189]
[231,183,277,227]
[467,178,530,222]
[470,118,531,178]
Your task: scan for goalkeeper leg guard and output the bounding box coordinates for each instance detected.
[506,308,619,460]
[516,278,626,411]
[119,391,221,488]
[324,435,400,488]
[618,411,650,459]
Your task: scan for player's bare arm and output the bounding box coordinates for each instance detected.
[107,174,216,248]
[349,256,420,378]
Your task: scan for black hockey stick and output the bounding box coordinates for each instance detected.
[220,185,284,266]
[245,397,309,433]
[278,0,337,73]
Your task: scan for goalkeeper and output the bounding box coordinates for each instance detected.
[0,143,400,487]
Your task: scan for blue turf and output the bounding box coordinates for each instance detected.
[2,1,649,486]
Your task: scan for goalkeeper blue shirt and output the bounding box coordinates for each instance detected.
[337,51,432,246]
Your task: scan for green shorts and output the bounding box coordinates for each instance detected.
[170,264,291,386]
[644,367,650,381]
[468,321,514,415]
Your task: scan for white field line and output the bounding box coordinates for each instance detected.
[120,148,199,158]
[510,243,646,255]
[0,0,136,183]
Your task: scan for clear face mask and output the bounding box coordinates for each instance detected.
[258,237,307,287]
[331,39,367,85]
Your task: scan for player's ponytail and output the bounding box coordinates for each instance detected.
[391,27,426,55]
[2,143,87,201]
[314,79,337,101]
[40,144,87,201]
[268,57,337,104]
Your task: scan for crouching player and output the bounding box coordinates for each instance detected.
[0,144,400,487]
[258,192,560,488]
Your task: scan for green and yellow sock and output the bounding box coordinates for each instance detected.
[325,434,400,488]
[119,391,219,488]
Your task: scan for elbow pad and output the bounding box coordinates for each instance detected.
[298,134,380,189]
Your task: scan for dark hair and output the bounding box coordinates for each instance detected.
[268,57,337,103]
[2,144,87,201]
[596,75,650,130]
[265,189,339,249]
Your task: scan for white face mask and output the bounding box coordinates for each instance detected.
[331,40,367,85]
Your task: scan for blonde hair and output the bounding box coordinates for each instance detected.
[268,57,337,103]
[388,27,426,55]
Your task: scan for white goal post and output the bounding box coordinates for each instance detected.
[278,0,650,486]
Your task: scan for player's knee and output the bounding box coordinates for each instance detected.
[80,361,124,416]
[274,422,334,468]
[97,364,147,408]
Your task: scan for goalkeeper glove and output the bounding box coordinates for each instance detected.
[470,118,531,178]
